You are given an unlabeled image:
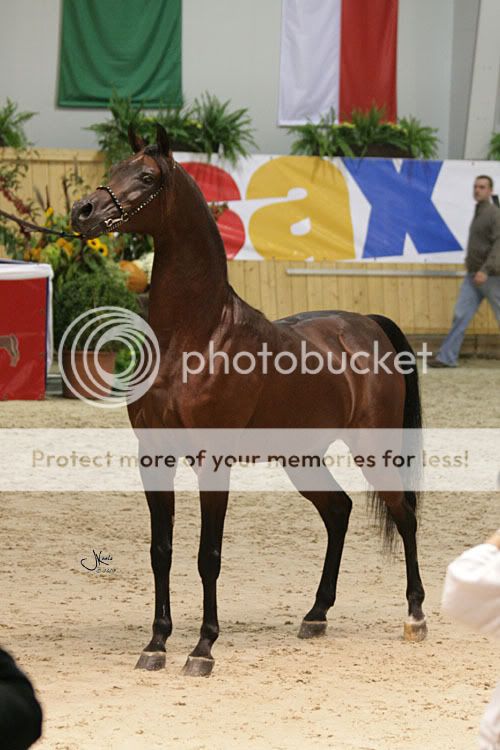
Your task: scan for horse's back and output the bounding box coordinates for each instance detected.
[272,309,390,353]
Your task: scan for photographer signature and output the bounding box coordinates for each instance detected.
[80,549,115,573]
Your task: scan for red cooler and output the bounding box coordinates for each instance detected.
[0,260,53,400]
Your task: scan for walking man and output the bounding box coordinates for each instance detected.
[430,175,500,367]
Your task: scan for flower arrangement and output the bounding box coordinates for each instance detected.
[7,182,119,292]
[6,170,151,291]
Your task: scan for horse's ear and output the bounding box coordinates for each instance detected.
[128,125,146,153]
[155,123,171,157]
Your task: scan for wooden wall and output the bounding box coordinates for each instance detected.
[0,147,105,216]
[1,148,498,336]
[227,262,499,335]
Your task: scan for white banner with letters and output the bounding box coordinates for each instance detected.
[174,155,500,263]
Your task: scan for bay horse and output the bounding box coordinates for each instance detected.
[71,125,427,676]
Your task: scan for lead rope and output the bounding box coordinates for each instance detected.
[0,206,79,239]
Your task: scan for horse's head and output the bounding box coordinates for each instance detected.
[72,124,173,238]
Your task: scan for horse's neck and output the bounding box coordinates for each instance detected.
[148,168,231,349]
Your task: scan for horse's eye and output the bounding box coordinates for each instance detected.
[142,174,154,185]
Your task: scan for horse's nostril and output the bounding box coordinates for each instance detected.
[79,202,94,220]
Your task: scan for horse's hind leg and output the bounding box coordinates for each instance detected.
[286,467,352,639]
[376,488,427,642]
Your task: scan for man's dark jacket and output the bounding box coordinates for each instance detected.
[0,649,42,749]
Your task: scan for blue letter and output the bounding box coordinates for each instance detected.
[343,159,461,258]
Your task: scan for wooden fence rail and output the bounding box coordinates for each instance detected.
[1,148,498,338]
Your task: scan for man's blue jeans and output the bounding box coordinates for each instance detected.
[436,274,500,366]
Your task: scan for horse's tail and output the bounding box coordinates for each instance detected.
[367,314,423,551]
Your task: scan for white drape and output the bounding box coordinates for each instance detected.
[278,0,342,125]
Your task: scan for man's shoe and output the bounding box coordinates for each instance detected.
[428,358,454,368]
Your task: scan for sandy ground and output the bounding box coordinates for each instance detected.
[1,360,500,750]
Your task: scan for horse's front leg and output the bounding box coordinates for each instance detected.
[183,486,229,677]
[135,486,175,670]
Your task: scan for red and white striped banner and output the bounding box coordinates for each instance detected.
[279,0,398,124]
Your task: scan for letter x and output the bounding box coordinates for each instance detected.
[343,159,462,258]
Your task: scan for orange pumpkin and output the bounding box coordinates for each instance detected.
[119,260,148,293]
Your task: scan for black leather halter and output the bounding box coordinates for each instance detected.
[97,172,165,231]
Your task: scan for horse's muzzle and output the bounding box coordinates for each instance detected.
[71,198,97,235]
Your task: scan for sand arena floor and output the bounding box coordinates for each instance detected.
[1,360,499,750]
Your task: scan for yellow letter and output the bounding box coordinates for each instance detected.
[247,157,355,261]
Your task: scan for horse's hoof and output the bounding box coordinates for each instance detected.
[182,655,214,677]
[135,651,166,671]
[298,620,327,639]
[403,617,428,643]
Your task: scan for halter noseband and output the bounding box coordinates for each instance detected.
[96,175,165,231]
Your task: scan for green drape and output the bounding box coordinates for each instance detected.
[57,0,182,108]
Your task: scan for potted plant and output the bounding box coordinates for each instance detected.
[288,106,439,159]
[54,268,139,399]
[289,109,355,157]
[189,92,257,163]
[398,116,439,159]
[87,90,257,169]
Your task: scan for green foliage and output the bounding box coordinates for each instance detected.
[41,239,113,294]
[0,101,37,256]
[114,345,134,375]
[54,267,139,351]
[288,106,439,159]
[87,90,257,170]
[398,116,439,159]
[86,90,150,170]
[0,98,36,148]
[155,104,202,152]
[487,132,500,160]
[289,109,354,157]
[349,107,406,154]
[0,225,20,256]
[190,92,257,163]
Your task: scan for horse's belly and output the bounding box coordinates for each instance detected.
[250,371,352,429]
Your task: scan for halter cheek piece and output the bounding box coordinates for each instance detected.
[96,161,172,230]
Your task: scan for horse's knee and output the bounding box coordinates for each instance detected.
[198,546,221,581]
[151,541,172,571]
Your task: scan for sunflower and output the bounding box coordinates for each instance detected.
[86,237,109,256]
[44,207,54,225]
